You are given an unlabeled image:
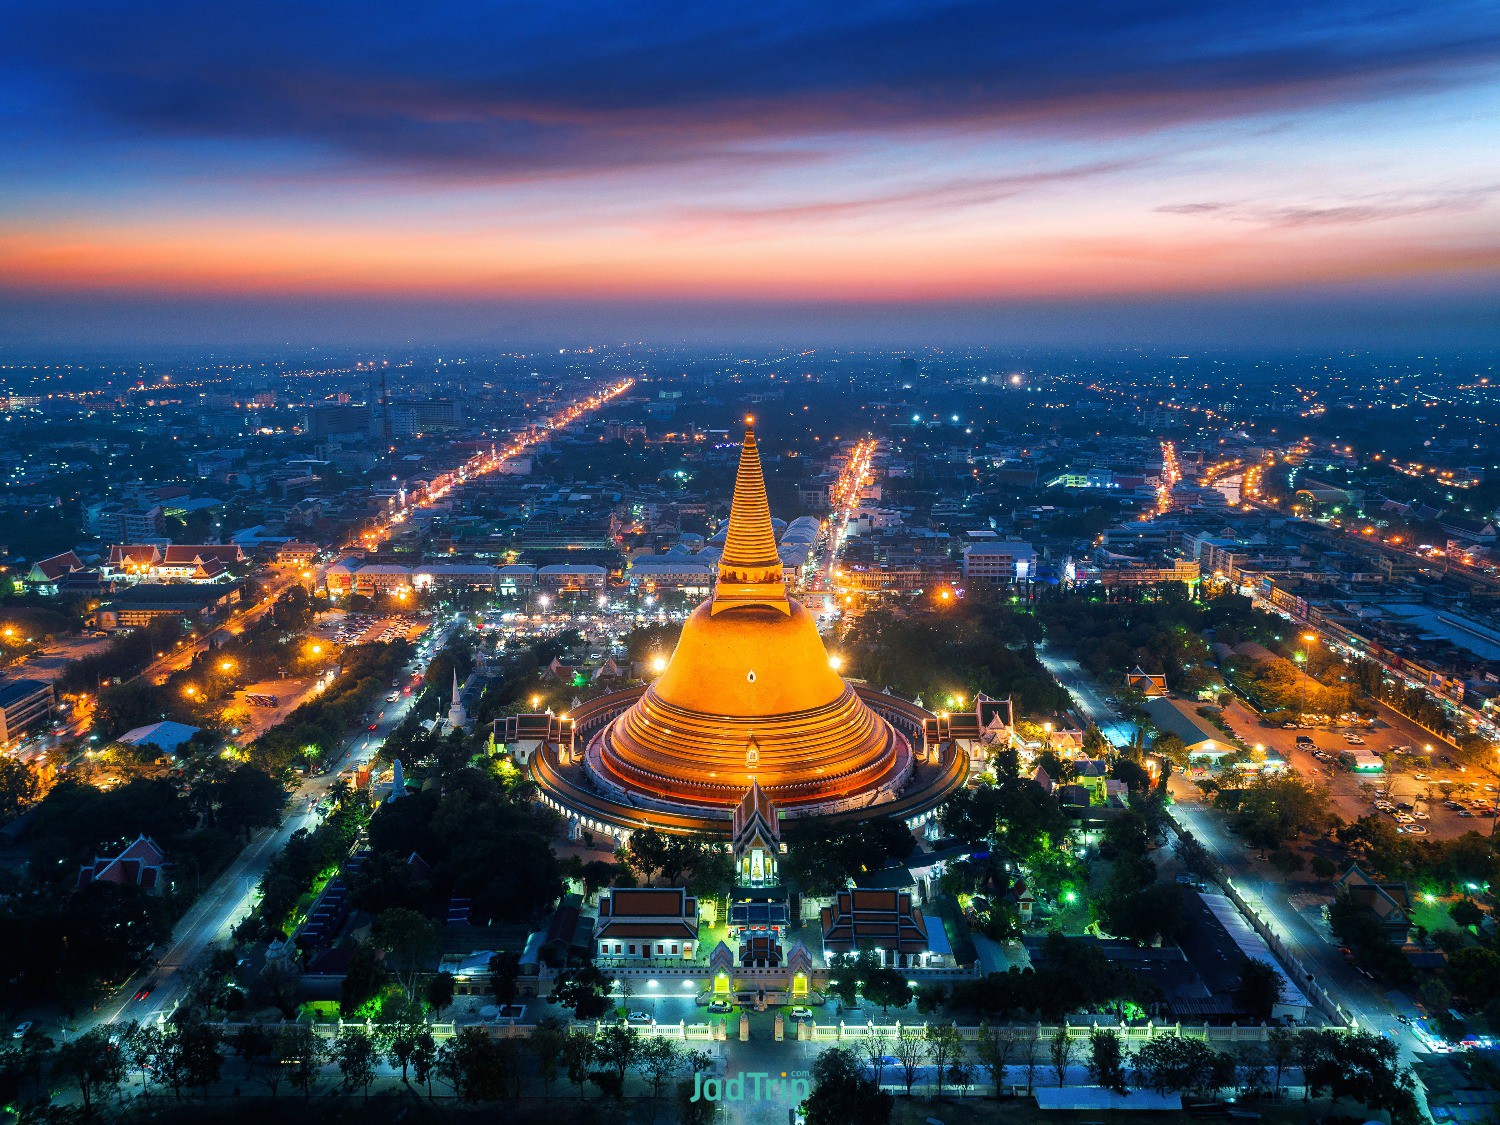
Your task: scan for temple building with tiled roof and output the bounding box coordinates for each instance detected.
[595,887,699,961]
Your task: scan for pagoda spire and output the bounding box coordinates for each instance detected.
[711,417,790,616]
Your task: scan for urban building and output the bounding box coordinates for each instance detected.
[0,679,54,746]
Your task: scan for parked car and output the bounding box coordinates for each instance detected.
[790,1006,814,1020]
[626,1011,653,1024]
[707,1000,733,1014]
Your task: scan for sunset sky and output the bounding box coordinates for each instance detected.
[3,1,1499,349]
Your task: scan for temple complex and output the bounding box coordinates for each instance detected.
[530,420,967,837]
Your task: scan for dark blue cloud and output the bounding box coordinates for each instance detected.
[4,0,1498,176]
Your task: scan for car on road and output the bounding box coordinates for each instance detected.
[1414,773,1431,781]
[625,1011,653,1024]
[707,1000,733,1014]
[790,1006,814,1020]
[368,723,379,731]
[386,692,399,703]
[134,981,156,1002]
[13,1021,32,1040]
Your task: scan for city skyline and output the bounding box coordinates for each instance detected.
[3,1,1500,349]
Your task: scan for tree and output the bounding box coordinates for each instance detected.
[530,1017,568,1096]
[278,1025,325,1099]
[0,755,41,821]
[861,966,913,1014]
[336,1028,377,1099]
[1449,946,1500,1001]
[1234,958,1284,1023]
[1309,855,1338,880]
[636,1036,682,1119]
[490,950,521,1008]
[1268,849,1305,876]
[1132,1035,1216,1097]
[783,817,915,896]
[551,962,612,1018]
[926,1023,963,1101]
[439,1026,512,1102]
[1087,1029,1129,1095]
[622,827,672,884]
[410,1028,438,1098]
[596,1024,641,1085]
[804,1046,893,1125]
[914,982,948,1014]
[53,1028,125,1109]
[893,1026,927,1095]
[828,951,866,1008]
[426,970,456,1017]
[1019,1030,1042,1095]
[561,1029,596,1098]
[340,941,388,1015]
[1048,1028,1076,1088]
[231,1025,276,1096]
[122,1022,161,1097]
[1231,773,1334,849]
[859,1025,893,1085]
[176,1022,223,1099]
[974,1021,1018,1098]
[1266,1027,1298,1098]
[1300,1029,1420,1123]
[379,996,427,1083]
[377,906,439,997]
[1450,897,1484,930]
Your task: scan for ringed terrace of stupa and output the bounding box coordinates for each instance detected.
[529,420,970,839]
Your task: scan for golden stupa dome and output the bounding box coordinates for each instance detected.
[594,421,906,810]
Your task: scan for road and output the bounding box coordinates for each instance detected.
[1037,645,1434,1066]
[95,615,461,1030]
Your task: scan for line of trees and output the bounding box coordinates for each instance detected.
[818,1023,1416,1123]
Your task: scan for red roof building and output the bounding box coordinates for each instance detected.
[820,888,940,968]
[595,887,698,960]
[77,834,170,893]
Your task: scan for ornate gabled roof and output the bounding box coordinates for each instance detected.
[820,888,930,954]
[731,780,780,850]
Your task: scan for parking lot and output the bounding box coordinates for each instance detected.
[315,611,429,647]
[1217,697,1495,841]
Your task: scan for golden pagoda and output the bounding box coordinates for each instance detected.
[593,420,909,810]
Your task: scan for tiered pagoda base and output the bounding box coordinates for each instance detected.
[530,685,967,836]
